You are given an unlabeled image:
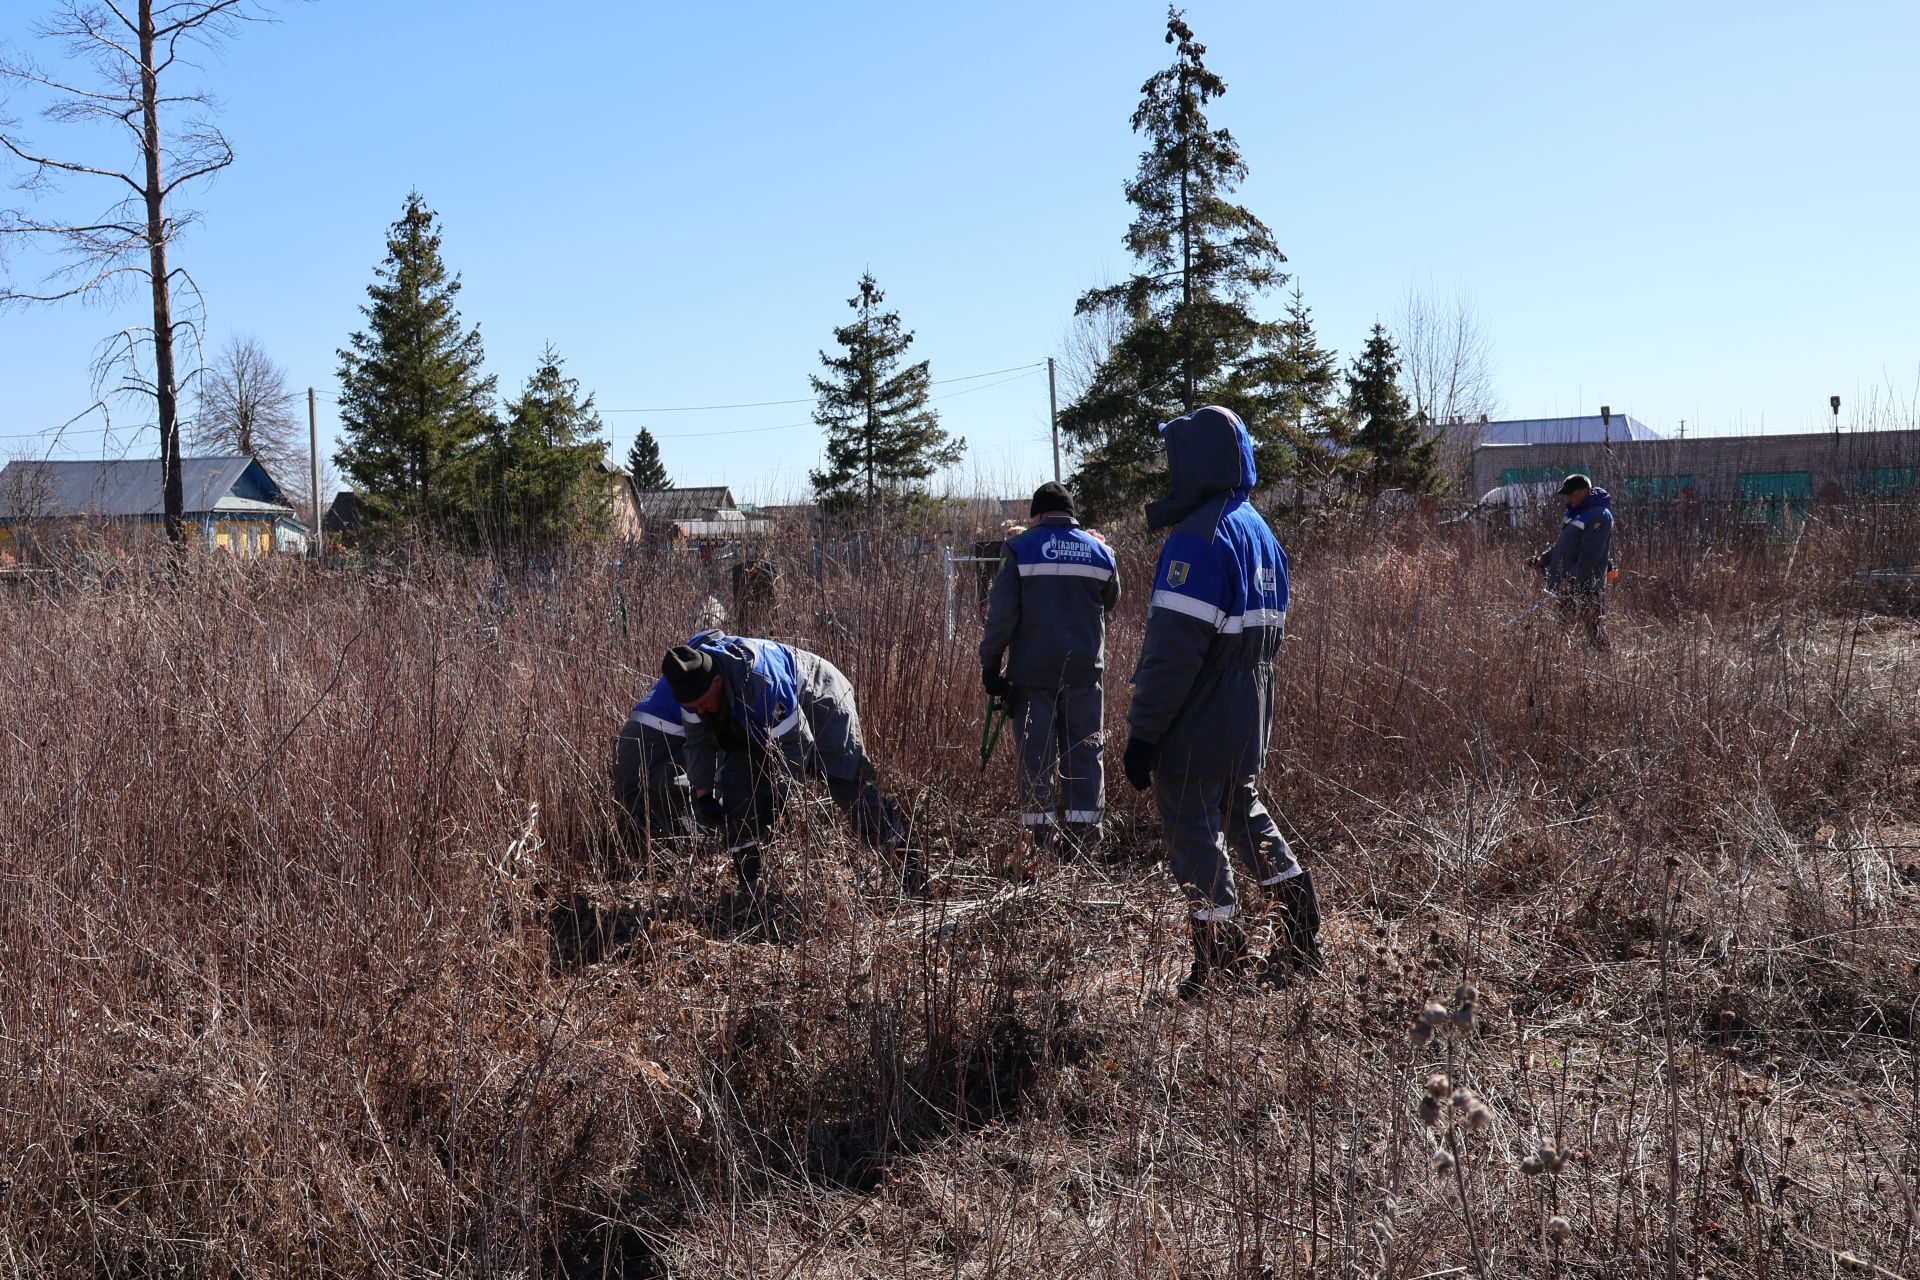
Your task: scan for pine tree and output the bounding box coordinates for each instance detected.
[626,427,670,490]
[1347,323,1438,500]
[472,346,607,549]
[1059,7,1288,521]
[334,192,496,534]
[809,272,962,516]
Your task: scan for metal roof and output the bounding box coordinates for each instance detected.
[632,485,735,521]
[0,456,298,520]
[1466,414,1665,445]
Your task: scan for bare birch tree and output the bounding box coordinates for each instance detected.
[1397,284,1498,490]
[192,331,302,459]
[1,0,272,543]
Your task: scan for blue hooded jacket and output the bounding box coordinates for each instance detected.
[1545,488,1614,591]
[1127,406,1290,777]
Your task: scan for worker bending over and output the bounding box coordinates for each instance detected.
[660,632,911,889]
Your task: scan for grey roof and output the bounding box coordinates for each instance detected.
[1461,414,1664,445]
[0,456,297,520]
[322,490,364,534]
[632,485,735,521]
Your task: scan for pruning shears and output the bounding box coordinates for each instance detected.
[979,694,1009,770]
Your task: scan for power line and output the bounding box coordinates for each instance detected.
[598,360,1045,414]
[644,368,1044,440]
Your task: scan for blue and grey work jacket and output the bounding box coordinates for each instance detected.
[623,678,688,762]
[679,630,869,790]
[1543,488,1614,594]
[979,514,1119,687]
[1127,406,1290,779]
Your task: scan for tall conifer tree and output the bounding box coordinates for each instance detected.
[626,427,670,490]
[1347,323,1438,499]
[809,272,962,515]
[334,192,495,533]
[1060,7,1288,521]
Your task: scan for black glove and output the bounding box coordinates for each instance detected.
[693,793,726,828]
[1122,736,1157,792]
[982,665,1011,700]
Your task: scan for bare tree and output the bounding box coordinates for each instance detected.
[1056,286,1131,407]
[1397,284,1498,487]
[1,0,272,544]
[193,331,301,458]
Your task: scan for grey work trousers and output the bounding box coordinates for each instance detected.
[1153,772,1300,919]
[717,744,902,852]
[1013,675,1105,836]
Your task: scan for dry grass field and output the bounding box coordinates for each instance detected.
[2,507,1917,1278]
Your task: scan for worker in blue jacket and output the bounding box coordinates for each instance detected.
[1530,473,1614,649]
[980,481,1120,858]
[611,677,698,847]
[660,631,910,889]
[1121,406,1323,999]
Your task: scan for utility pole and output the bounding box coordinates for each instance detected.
[1047,356,1060,482]
[308,387,323,561]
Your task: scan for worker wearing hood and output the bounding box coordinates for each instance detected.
[1121,406,1323,998]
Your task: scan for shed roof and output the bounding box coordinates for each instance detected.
[0,456,299,521]
[632,485,735,521]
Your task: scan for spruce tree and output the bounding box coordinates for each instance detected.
[626,427,670,490]
[472,346,607,549]
[809,272,962,516]
[334,192,496,534]
[1347,323,1438,499]
[1244,285,1366,505]
[1060,7,1288,521]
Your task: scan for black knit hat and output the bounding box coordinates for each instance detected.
[1558,473,1593,496]
[1029,481,1076,520]
[661,644,716,703]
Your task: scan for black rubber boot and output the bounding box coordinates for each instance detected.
[1267,869,1324,976]
[1177,916,1250,1001]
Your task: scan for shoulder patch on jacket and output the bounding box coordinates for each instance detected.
[1167,561,1190,588]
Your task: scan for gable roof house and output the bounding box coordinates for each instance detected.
[630,485,772,552]
[0,456,309,559]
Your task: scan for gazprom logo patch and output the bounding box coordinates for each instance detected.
[1256,566,1277,594]
[1042,537,1095,563]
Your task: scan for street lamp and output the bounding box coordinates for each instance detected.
[1830,394,1841,438]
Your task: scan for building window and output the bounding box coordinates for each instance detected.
[1737,471,1813,530]
[1498,465,1591,487]
[1857,466,1919,497]
[1623,475,1695,501]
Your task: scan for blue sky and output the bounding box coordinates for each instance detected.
[3,1,1917,502]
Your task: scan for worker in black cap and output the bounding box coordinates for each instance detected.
[662,632,910,890]
[1529,474,1614,649]
[979,481,1120,858]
